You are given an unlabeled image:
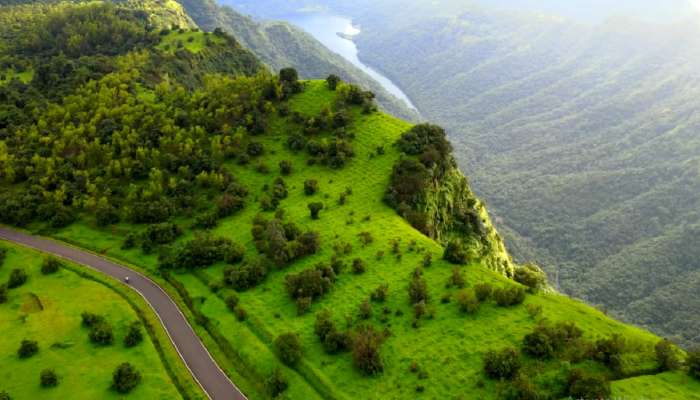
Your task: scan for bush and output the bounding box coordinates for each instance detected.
[523,321,583,360]
[326,74,341,90]
[216,194,245,218]
[0,390,10,400]
[142,223,183,247]
[304,179,319,195]
[688,349,700,380]
[352,325,384,375]
[7,268,27,289]
[81,312,104,327]
[494,286,526,307]
[498,375,541,400]
[443,240,469,264]
[474,283,493,302]
[285,266,334,300]
[324,330,352,354]
[371,284,389,302]
[0,248,5,266]
[266,368,288,397]
[526,304,543,319]
[483,347,521,380]
[314,310,336,341]
[40,369,59,388]
[279,160,293,175]
[160,234,244,270]
[95,202,120,226]
[308,202,324,220]
[296,297,312,315]
[655,339,682,372]
[514,263,547,291]
[124,322,143,348]
[234,306,248,321]
[352,258,367,274]
[224,259,268,291]
[89,322,114,346]
[225,294,239,311]
[566,369,611,400]
[274,333,302,366]
[247,141,264,157]
[408,274,429,305]
[457,290,480,314]
[17,339,39,358]
[41,257,63,275]
[592,334,625,372]
[112,363,142,393]
[358,299,372,320]
[449,267,466,288]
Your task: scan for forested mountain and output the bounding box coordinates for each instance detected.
[0,1,699,399]
[239,0,700,347]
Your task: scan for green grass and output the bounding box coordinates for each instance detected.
[46,81,697,399]
[0,240,202,399]
[612,371,700,399]
[0,68,33,85]
[156,30,224,54]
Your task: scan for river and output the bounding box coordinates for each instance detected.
[285,13,417,110]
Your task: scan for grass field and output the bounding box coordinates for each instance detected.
[44,81,699,399]
[157,30,225,54]
[0,241,202,399]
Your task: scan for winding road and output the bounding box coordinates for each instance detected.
[0,227,246,400]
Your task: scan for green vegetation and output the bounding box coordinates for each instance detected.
[0,241,200,399]
[0,1,698,399]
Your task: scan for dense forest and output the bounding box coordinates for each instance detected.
[230,0,700,348]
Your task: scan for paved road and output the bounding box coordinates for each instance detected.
[0,227,246,400]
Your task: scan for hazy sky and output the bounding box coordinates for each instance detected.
[474,0,700,23]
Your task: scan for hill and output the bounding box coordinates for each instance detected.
[261,0,700,348]
[0,1,699,399]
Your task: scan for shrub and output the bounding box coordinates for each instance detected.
[96,201,120,226]
[483,347,521,380]
[443,240,469,264]
[474,283,493,302]
[457,290,480,314]
[352,325,384,375]
[247,141,264,157]
[124,322,143,347]
[358,299,372,320]
[285,266,334,300]
[17,339,39,358]
[326,74,341,90]
[216,194,245,218]
[314,310,336,341]
[449,267,466,288]
[566,369,611,400]
[160,234,244,270]
[224,259,268,291]
[522,328,555,359]
[523,321,583,360]
[141,223,182,247]
[352,258,367,274]
[234,306,248,321]
[296,297,312,315]
[279,160,293,175]
[358,231,373,246]
[655,339,682,372]
[0,248,5,266]
[89,322,114,346]
[408,274,429,305]
[0,390,9,400]
[266,368,288,397]
[592,334,625,372]
[498,375,541,400]
[81,312,104,327]
[274,333,302,366]
[304,179,319,195]
[371,284,389,302]
[0,284,7,304]
[308,202,324,219]
[688,349,700,380]
[7,268,27,289]
[324,330,352,354]
[422,253,433,268]
[526,304,543,319]
[112,363,142,393]
[41,257,63,275]
[40,369,59,388]
[514,263,547,291]
[225,294,239,311]
[494,286,526,307]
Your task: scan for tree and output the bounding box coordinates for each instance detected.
[279,160,292,175]
[225,294,239,312]
[40,369,59,388]
[266,368,288,397]
[304,179,319,195]
[274,333,302,366]
[41,257,63,275]
[89,321,114,345]
[17,339,39,358]
[443,240,469,264]
[688,349,700,380]
[326,74,341,90]
[483,347,521,380]
[7,268,27,289]
[593,334,625,372]
[654,339,682,372]
[308,202,324,220]
[112,363,141,393]
[514,263,547,291]
[352,325,384,375]
[124,322,143,347]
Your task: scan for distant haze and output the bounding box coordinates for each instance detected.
[474,0,698,23]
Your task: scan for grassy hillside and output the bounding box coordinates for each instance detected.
[282,0,700,348]
[0,1,699,399]
[0,241,203,399]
